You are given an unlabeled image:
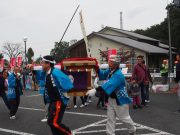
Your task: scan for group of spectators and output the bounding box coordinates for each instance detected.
[130,55,152,109]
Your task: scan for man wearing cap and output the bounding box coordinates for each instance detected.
[87,55,136,135]
[28,55,73,135]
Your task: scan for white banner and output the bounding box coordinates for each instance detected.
[79,11,91,57]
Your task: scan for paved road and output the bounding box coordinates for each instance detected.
[0,90,180,135]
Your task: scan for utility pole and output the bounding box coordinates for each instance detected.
[23,37,28,65]
[120,12,123,29]
[166,0,180,90]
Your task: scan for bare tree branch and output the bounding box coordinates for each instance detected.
[2,42,24,60]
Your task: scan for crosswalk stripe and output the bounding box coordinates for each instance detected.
[18,106,174,135]
[0,128,36,135]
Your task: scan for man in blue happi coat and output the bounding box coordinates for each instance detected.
[28,55,73,135]
[87,55,136,135]
[7,66,22,120]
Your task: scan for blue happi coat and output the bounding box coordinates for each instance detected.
[7,73,23,99]
[7,73,17,99]
[98,68,132,106]
[7,73,16,99]
[35,68,73,105]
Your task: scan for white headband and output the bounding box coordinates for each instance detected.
[42,58,55,64]
[109,55,120,62]
[100,64,109,69]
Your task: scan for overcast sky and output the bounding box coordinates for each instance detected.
[0,0,172,59]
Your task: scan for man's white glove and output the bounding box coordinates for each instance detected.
[86,89,96,97]
[94,77,99,88]
[63,93,70,98]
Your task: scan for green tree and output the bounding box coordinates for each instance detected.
[0,53,3,59]
[50,41,69,62]
[134,6,180,51]
[27,47,34,64]
[4,59,9,67]
[35,55,42,64]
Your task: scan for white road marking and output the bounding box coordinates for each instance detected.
[73,121,173,135]
[25,94,41,98]
[72,119,107,133]
[19,107,44,111]
[18,106,174,135]
[135,123,173,135]
[0,128,36,135]
[19,106,107,117]
[73,118,145,134]
[94,122,123,127]
[141,133,172,135]
[73,119,173,135]
[66,111,107,118]
[75,127,146,134]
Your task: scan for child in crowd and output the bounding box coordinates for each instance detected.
[127,80,142,109]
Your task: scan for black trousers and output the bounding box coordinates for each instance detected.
[162,75,168,84]
[9,93,20,116]
[145,85,150,101]
[23,75,26,89]
[48,101,71,135]
[139,83,146,105]
[0,91,10,110]
[105,94,109,103]
[73,96,84,105]
[97,93,105,107]
[84,96,88,102]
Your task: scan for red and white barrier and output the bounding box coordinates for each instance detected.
[152,84,169,93]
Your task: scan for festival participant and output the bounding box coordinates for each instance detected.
[73,96,86,108]
[32,68,50,122]
[174,53,180,113]
[0,69,11,110]
[94,64,109,109]
[87,55,136,135]
[28,55,73,135]
[8,66,22,119]
[40,79,50,122]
